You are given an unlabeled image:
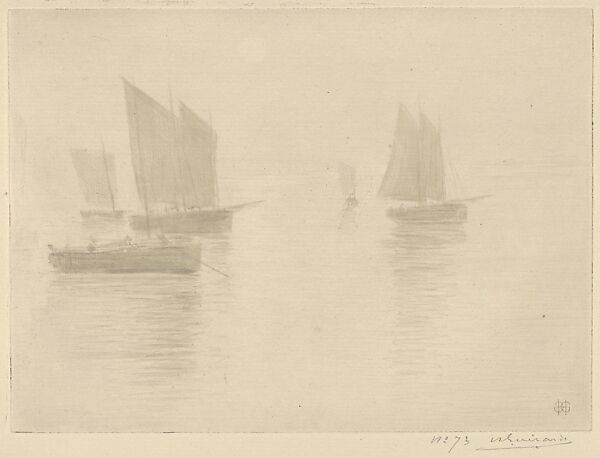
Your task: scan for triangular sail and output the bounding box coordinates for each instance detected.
[70,149,117,210]
[378,104,421,201]
[123,79,182,210]
[338,162,356,198]
[178,102,219,208]
[419,113,446,201]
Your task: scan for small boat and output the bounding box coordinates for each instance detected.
[48,237,202,274]
[337,162,359,229]
[378,104,486,223]
[123,79,260,234]
[71,144,125,221]
[338,161,358,209]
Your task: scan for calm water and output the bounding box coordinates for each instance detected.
[10,160,591,432]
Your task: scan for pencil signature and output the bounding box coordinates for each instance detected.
[431,432,571,453]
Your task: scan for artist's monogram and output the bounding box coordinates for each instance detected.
[554,400,570,415]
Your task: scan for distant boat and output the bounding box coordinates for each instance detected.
[71,144,125,220]
[48,237,202,274]
[338,162,358,209]
[379,104,486,223]
[122,79,260,234]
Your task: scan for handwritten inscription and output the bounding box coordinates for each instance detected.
[430,433,571,453]
[431,434,470,453]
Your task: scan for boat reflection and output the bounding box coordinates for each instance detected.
[380,221,466,379]
[42,235,233,429]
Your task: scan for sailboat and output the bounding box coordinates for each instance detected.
[122,79,260,234]
[337,162,359,229]
[71,144,125,220]
[338,161,358,209]
[379,104,482,223]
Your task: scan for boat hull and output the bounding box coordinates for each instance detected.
[129,209,233,234]
[387,202,467,223]
[49,245,202,274]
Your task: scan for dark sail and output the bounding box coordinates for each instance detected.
[123,79,182,210]
[378,104,421,201]
[419,113,446,201]
[379,104,446,202]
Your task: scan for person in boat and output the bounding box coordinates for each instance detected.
[87,237,97,252]
[345,192,358,209]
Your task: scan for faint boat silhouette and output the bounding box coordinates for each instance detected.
[378,104,488,223]
[338,161,358,209]
[48,237,202,274]
[122,79,261,234]
[338,162,358,229]
[71,143,125,221]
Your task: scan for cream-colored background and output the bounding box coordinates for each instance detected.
[1,0,598,456]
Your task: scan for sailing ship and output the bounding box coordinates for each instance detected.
[123,79,260,234]
[379,104,481,223]
[48,237,202,274]
[71,145,125,220]
[338,162,358,209]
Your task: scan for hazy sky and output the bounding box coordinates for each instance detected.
[9,8,592,205]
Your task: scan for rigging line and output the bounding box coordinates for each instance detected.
[446,146,466,200]
[453,159,467,198]
[201,261,230,278]
[177,104,203,207]
[100,138,116,213]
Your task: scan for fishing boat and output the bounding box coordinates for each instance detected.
[123,79,260,234]
[71,145,125,221]
[338,161,358,209]
[337,161,359,229]
[379,104,486,223]
[48,236,202,274]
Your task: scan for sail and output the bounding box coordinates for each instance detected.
[338,162,356,198]
[419,114,446,201]
[123,79,182,209]
[70,149,116,210]
[378,104,421,200]
[177,102,218,208]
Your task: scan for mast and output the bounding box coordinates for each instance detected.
[169,83,187,212]
[417,106,425,203]
[178,102,219,209]
[209,108,220,208]
[129,80,151,236]
[100,139,116,213]
[438,114,446,202]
